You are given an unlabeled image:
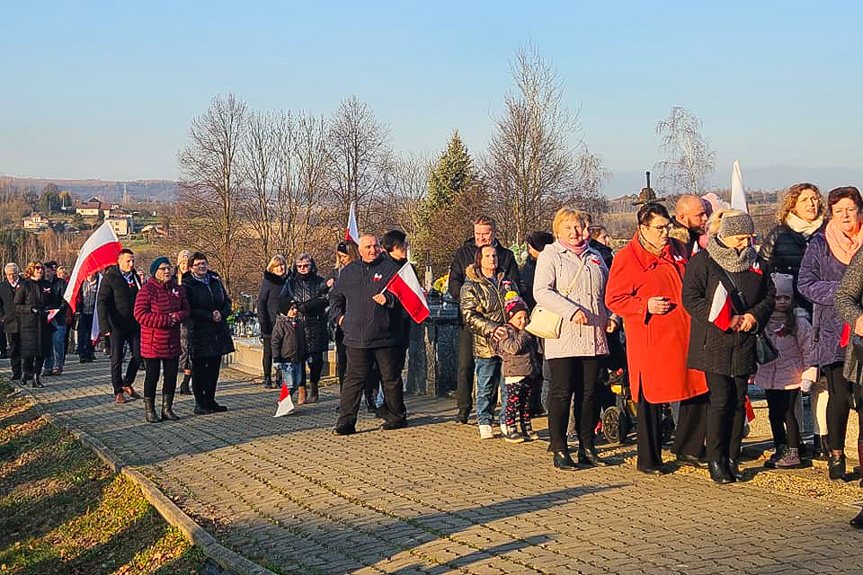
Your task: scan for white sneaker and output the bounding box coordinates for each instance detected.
[479,424,494,439]
[500,422,507,437]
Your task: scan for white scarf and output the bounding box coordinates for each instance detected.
[785,212,824,238]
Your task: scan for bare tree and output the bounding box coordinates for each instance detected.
[239,110,279,268]
[327,95,392,233]
[293,112,332,254]
[485,44,582,243]
[378,153,430,238]
[655,106,716,195]
[572,145,610,217]
[177,93,247,291]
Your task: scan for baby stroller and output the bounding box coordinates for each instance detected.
[601,368,675,444]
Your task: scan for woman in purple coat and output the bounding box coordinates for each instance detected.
[799,186,863,482]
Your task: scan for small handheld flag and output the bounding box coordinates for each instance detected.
[708,282,733,331]
[384,262,430,324]
[274,382,296,417]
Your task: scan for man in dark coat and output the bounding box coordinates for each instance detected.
[281,254,330,403]
[448,216,521,424]
[0,263,22,380]
[97,249,143,403]
[330,234,406,434]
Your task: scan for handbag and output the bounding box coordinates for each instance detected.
[526,257,586,339]
[720,268,776,365]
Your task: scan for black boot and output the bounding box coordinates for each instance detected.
[708,461,734,484]
[144,398,160,423]
[812,434,828,461]
[32,374,44,388]
[263,375,273,389]
[179,374,192,395]
[161,394,180,421]
[727,458,743,481]
[851,507,863,528]
[553,450,578,470]
[578,446,608,467]
[829,452,847,481]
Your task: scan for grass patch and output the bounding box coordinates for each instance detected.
[0,377,207,574]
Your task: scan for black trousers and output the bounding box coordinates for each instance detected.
[336,338,347,389]
[0,323,5,355]
[637,387,664,469]
[825,362,863,451]
[262,336,273,381]
[705,372,749,462]
[192,356,221,407]
[6,332,21,379]
[337,346,406,430]
[456,324,475,415]
[110,329,141,394]
[76,313,95,359]
[672,392,708,458]
[547,356,600,452]
[299,352,324,388]
[22,355,44,380]
[765,388,801,449]
[143,357,179,399]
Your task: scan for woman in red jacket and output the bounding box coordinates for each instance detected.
[606,203,709,474]
[134,256,190,423]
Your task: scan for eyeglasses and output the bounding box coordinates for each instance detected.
[33,266,43,270]
[296,263,310,269]
[157,265,172,272]
[644,224,672,233]
[191,262,207,268]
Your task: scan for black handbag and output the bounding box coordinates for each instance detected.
[755,332,779,365]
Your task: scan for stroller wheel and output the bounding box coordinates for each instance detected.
[602,406,622,444]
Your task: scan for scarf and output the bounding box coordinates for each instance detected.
[705,234,757,273]
[193,271,211,285]
[824,219,863,265]
[559,239,588,256]
[786,212,824,238]
[637,231,664,256]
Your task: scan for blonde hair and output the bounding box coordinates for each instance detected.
[267,255,287,272]
[707,209,745,236]
[777,183,825,224]
[552,207,590,237]
[23,261,42,279]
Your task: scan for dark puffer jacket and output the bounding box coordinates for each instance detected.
[14,278,53,358]
[329,255,402,349]
[759,223,823,312]
[281,258,330,354]
[183,271,235,359]
[490,323,540,379]
[459,265,519,359]
[798,232,848,367]
[271,314,307,363]
[97,265,142,335]
[257,270,287,337]
[134,278,191,359]
[682,250,776,377]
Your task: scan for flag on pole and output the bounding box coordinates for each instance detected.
[384,262,430,324]
[274,382,296,417]
[730,160,749,214]
[63,221,122,314]
[346,201,359,243]
[708,282,733,331]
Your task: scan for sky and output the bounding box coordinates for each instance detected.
[2,1,861,195]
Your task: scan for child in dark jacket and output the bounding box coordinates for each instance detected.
[271,299,307,412]
[491,293,541,443]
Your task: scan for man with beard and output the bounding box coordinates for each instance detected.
[671,194,709,257]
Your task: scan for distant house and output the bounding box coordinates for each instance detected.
[23,213,50,231]
[140,224,168,240]
[106,215,133,237]
[76,196,105,217]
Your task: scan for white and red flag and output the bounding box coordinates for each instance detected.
[384,262,430,324]
[63,221,122,314]
[346,201,359,243]
[708,282,733,331]
[274,382,296,417]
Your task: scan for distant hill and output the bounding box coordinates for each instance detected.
[3,176,177,202]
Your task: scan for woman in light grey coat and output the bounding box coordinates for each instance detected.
[534,207,618,470]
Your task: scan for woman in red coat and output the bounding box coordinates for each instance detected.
[606,203,709,474]
[134,256,190,423]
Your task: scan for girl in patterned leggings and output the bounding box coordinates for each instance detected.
[492,293,541,443]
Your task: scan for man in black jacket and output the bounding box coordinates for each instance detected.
[447,216,520,424]
[329,234,406,434]
[97,249,143,403]
[671,194,708,258]
[0,263,22,380]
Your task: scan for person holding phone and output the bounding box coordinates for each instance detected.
[606,203,709,475]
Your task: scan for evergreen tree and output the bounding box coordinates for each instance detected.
[425,130,474,214]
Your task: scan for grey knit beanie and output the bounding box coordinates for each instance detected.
[719,212,755,238]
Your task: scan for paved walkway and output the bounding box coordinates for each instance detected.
[5,356,863,575]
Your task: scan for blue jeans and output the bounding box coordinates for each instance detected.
[44,325,67,371]
[279,362,303,394]
[474,357,502,425]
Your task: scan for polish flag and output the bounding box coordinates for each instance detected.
[346,201,360,243]
[63,222,122,314]
[274,382,296,417]
[708,282,733,331]
[384,262,430,324]
[744,396,756,422]
[841,323,852,348]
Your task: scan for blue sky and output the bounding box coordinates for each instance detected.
[2,1,861,194]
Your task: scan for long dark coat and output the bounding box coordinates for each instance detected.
[257,270,287,337]
[14,278,53,358]
[183,271,235,359]
[281,258,330,354]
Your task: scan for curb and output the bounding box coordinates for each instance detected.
[13,385,277,575]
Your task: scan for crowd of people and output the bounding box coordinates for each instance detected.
[3,183,863,528]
